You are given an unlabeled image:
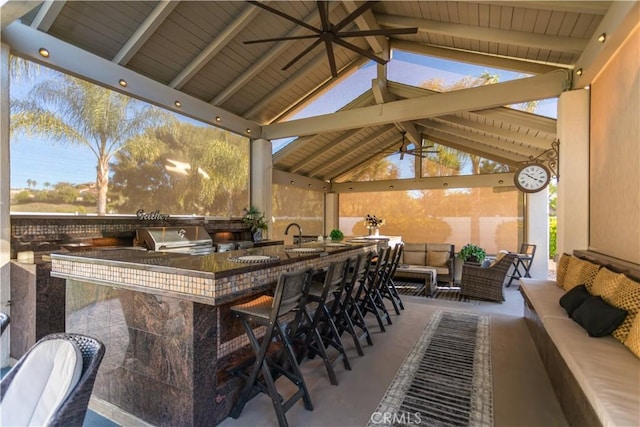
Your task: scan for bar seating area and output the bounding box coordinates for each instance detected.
[228,243,407,426]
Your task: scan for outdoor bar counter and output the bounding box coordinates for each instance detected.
[50,241,375,426]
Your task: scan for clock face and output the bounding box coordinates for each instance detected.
[514,164,551,193]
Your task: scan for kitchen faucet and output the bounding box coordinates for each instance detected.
[284,223,302,246]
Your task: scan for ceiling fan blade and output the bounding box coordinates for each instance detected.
[332,38,387,65]
[247,1,320,34]
[317,1,331,32]
[325,39,338,77]
[332,1,378,33]
[244,34,320,45]
[282,38,323,71]
[337,27,419,38]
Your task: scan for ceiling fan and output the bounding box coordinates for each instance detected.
[393,131,439,159]
[244,1,418,77]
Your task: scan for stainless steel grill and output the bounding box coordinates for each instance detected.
[136,226,216,255]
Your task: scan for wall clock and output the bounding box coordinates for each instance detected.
[514,163,551,193]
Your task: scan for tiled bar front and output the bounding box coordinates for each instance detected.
[51,243,373,426]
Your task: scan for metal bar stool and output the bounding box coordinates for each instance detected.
[301,259,352,386]
[229,268,314,427]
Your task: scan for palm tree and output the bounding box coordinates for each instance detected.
[11,69,170,214]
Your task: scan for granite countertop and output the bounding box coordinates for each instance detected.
[50,241,374,279]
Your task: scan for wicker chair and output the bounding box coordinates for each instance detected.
[0,312,9,335]
[460,253,517,302]
[0,333,105,426]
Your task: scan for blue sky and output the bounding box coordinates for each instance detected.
[11,52,557,189]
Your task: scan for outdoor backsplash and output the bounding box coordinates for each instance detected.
[10,215,250,257]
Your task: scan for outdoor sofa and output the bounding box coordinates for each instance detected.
[520,250,640,427]
[394,243,455,286]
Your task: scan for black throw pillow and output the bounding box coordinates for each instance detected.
[559,285,591,317]
[571,296,627,337]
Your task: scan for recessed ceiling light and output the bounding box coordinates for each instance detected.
[498,180,504,184]
[246,128,252,133]
[576,68,583,76]
[215,116,221,122]
[597,33,606,43]
[174,101,182,108]
[308,184,312,188]
[389,185,394,189]
[38,48,50,58]
[118,79,128,87]
[443,183,448,187]
[290,180,295,185]
[322,186,327,191]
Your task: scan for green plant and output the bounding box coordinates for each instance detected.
[241,206,268,232]
[329,229,344,241]
[457,243,487,263]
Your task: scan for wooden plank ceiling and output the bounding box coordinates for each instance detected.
[3,1,622,184]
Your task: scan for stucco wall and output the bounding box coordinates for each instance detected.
[589,26,640,264]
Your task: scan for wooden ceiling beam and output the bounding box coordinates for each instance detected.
[430,115,553,150]
[341,0,388,57]
[286,129,364,174]
[30,0,65,31]
[264,56,367,124]
[417,121,542,159]
[377,14,588,54]
[1,1,42,30]
[391,40,565,74]
[307,126,396,178]
[210,2,342,106]
[331,172,516,193]
[169,3,258,89]
[112,0,178,65]
[263,69,569,139]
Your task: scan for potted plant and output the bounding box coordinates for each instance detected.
[457,244,487,264]
[242,206,268,242]
[329,229,344,241]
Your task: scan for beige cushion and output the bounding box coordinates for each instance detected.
[556,253,571,288]
[0,339,83,426]
[624,313,640,358]
[403,251,425,265]
[400,243,427,265]
[426,243,453,252]
[563,257,600,291]
[605,275,640,343]
[590,267,625,299]
[426,251,450,267]
[490,250,509,267]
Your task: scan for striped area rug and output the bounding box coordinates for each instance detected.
[368,310,493,427]
[394,280,478,305]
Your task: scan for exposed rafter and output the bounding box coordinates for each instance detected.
[377,14,588,54]
[417,121,542,159]
[30,0,65,31]
[169,3,259,89]
[211,2,342,106]
[341,0,387,57]
[391,40,564,74]
[429,115,553,150]
[112,0,178,65]
[265,56,367,124]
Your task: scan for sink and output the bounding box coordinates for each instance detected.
[284,247,324,254]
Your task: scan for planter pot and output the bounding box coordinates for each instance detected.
[252,230,263,242]
[369,228,380,236]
